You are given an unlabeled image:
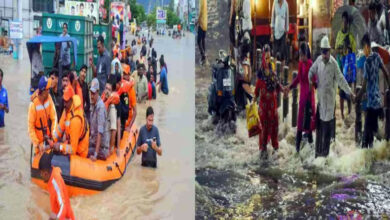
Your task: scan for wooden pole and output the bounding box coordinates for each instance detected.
[276,61,282,107]
[355,86,362,145]
[283,65,289,120]
[386,89,390,140]
[292,71,298,127]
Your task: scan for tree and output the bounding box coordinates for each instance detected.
[147,8,156,29]
[166,8,181,27]
[128,0,146,23]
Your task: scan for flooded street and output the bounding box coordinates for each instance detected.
[0,33,194,219]
[195,61,390,218]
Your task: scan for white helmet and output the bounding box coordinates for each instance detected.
[320,36,331,49]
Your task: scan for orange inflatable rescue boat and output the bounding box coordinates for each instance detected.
[30,124,139,197]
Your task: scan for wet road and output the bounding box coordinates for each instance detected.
[195,61,390,218]
[0,32,195,219]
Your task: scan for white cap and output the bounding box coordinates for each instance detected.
[320,36,331,49]
[371,41,380,48]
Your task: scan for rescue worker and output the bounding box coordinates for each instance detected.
[69,71,83,109]
[28,76,57,155]
[120,64,137,131]
[53,85,89,157]
[39,153,75,220]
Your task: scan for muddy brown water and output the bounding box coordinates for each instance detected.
[0,33,195,219]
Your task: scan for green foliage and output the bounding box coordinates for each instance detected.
[128,0,146,23]
[147,8,157,29]
[166,8,181,27]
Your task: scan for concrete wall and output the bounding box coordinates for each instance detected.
[0,0,60,39]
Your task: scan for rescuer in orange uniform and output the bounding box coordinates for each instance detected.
[28,76,57,155]
[119,65,137,131]
[53,85,89,157]
[39,153,75,220]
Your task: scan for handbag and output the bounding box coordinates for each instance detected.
[246,102,261,137]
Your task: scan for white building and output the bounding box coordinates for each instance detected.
[0,0,60,39]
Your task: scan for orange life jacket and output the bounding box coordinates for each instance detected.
[117,80,136,127]
[53,95,89,157]
[28,91,57,153]
[48,167,75,220]
[101,92,120,110]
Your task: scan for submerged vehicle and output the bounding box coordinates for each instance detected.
[207,50,237,132]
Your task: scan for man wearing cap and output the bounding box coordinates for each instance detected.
[52,85,89,157]
[88,78,110,161]
[90,35,111,95]
[28,76,57,155]
[136,63,148,103]
[309,36,355,158]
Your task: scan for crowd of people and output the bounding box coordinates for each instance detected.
[197,0,390,160]
[28,22,169,165]
[23,21,172,217]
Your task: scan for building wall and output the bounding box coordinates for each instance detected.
[0,0,59,39]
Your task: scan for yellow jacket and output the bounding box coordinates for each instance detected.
[199,0,208,31]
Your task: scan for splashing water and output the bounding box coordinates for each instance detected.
[196,67,390,218]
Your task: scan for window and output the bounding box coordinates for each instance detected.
[32,0,54,13]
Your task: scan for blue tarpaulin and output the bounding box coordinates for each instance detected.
[26,35,78,66]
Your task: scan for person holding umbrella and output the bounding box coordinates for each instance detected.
[285,43,315,153]
[309,36,355,158]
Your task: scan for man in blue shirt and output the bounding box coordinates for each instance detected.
[357,34,390,148]
[59,23,71,70]
[0,69,9,127]
[157,56,169,95]
[136,107,162,168]
[90,35,111,95]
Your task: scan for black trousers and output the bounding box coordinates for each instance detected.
[362,108,382,148]
[273,33,287,61]
[315,107,335,157]
[197,27,206,60]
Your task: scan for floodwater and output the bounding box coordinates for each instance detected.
[0,33,195,219]
[195,62,390,218]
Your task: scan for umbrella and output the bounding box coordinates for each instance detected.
[372,42,390,64]
[331,5,367,50]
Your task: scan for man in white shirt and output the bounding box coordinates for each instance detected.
[308,36,355,158]
[271,0,289,65]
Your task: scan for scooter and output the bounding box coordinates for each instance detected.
[207,50,237,133]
